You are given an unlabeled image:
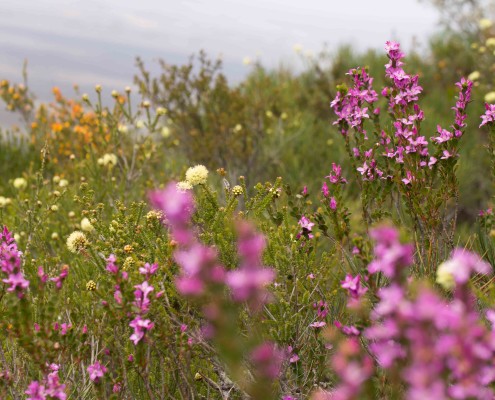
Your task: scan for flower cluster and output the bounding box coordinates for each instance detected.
[25,364,66,400]
[0,226,29,298]
[322,226,495,399]
[330,67,378,137]
[150,183,275,309]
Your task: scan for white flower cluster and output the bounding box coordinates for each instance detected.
[97,153,118,168]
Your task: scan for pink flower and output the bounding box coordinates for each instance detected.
[226,222,275,311]
[51,265,69,289]
[87,361,107,383]
[480,103,495,127]
[321,182,329,197]
[341,274,367,299]
[368,226,414,278]
[38,266,49,283]
[25,381,44,400]
[60,323,71,335]
[297,215,315,239]
[3,272,29,295]
[105,254,118,274]
[250,342,283,379]
[129,316,154,345]
[139,262,159,276]
[133,281,154,313]
[310,321,326,329]
[329,197,337,210]
[148,183,195,245]
[401,170,414,185]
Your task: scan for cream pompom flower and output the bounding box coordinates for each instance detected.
[185,165,208,186]
[485,91,495,103]
[13,177,27,190]
[81,218,95,232]
[66,231,89,253]
[176,181,193,191]
[479,18,493,30]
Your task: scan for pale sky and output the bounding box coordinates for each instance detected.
[0,0,440,101]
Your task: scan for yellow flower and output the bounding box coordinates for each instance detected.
[487,38,495,48]
[117,124,128,134]
[146,210,163,222]
[13,177,27,190]
[86,280,97,291]
[80,218,95,232]
[485,91,495,103]
[66,231,89,253]
[480,18,493,30]
[185,165,208,186]
[436,260,456,290]
[176,181,193,191]
[242,57,252,65]
[467,71,480,81]
[59,179,69,188]
[0,196,11,208]
[161,126,171,138]
[97,153,117,168]
[232,185,243,196]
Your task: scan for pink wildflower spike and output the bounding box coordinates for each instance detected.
[139,262,159,276]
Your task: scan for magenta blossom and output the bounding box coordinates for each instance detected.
[139,262,159,276]
[148,182,195,245]
[87,361,107,383]
[250,342,284,379]
[105,254,118,274]
[341,274,367,299]
[129,316,154,345]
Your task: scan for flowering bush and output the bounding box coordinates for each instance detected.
[1,33,495,400]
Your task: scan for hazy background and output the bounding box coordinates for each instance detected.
[1,0,440,102]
